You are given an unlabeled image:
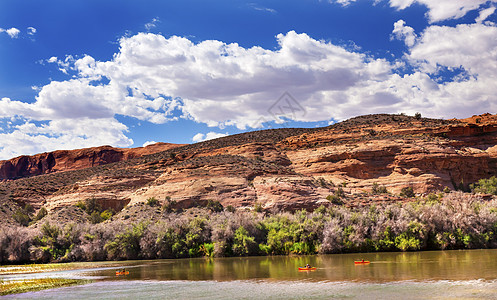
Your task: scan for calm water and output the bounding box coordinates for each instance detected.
[4,250,497,299]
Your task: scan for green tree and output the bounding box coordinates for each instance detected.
[232,226,257,256]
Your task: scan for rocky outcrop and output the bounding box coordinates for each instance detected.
[0,143,183,181]
[2,113,497,215]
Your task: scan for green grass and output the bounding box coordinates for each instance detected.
[0,261,125,275]
[0,278,91,295]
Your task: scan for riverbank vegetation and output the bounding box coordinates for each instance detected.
[1,192,497,264]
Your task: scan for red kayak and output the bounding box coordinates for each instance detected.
[298,267,317,271]
[354,260,370,264]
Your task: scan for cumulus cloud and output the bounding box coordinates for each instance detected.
[142,140,156,147]
[408,23,497,76]
[391,20,417,47]
[192,132,229,143]
[0,27,20,38]
[388,0,497,23]
[476,6,496,23]
[1,23,497,159]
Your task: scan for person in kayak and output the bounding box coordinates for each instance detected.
[306,264,311,268]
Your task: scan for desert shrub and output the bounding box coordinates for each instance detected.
[100,209,114,221]
[33,207,48,222]
[32,222,79,262]
[471,176,497,195]
[75,201,86,211]
[400,187,415,198]
[89,211,103,224]
[226,205,236,213]
[146,197,159,207]
[253,202,263,212]
[326,193,343,205]
[84,198,101,214]
[162,197,177,213]
[372,183,388,194]
[13,209,31,226]
[206,200,223,212]
[0,227,35,263]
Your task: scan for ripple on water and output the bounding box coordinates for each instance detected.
[5,279,497,300]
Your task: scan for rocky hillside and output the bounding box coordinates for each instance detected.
[0,142,183,180]
[2,113,497,222]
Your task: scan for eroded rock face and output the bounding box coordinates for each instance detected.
[3,113,497,214]
[0,143,183,180]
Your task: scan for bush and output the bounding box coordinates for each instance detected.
[470,176,497,195]
[13,209,31,226]
[232,226,257,256]
[100,209,114,221]
[105,223,147,260]
[206,200,223,212]
[89,211,103,224]
[400,187,415,198]
[162,197,177,213]
[147,197,159,207]
[372,183,388,194]
[327,187,345,205]
[253,202,263,212]
[33,207,48,222]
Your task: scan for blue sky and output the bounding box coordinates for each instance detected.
[0,0,496,159]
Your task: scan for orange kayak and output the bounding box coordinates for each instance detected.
[116,271,129,276]
[298,267,317,271]
[354,261,370,264]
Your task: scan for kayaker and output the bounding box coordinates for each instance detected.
[306,264,311,268]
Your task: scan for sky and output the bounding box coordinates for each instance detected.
[0,0,496,160]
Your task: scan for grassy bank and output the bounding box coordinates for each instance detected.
[0,278,91,296]
[2,192,497,264]
[0,261,126,275]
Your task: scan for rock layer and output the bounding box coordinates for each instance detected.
[2,113,497,214]
[0,143,183,180]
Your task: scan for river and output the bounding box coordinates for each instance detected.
[3,249,497,299]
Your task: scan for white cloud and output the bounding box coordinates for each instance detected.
[0,118,132,160]
[329,0,357,6]
[391,20,417,47]
[145,18,160,31]
[142,140,156,147]
[248,3,277,13]
[476,6,496,23]
[1,23,497,159]
[0,27,20,38]
[192,132,229,143]
[388,0,497,23]
[80,31,397,128]
[27,27,36,35]
[408,23,497,77]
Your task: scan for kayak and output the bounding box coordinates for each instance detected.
[354,261,370,264]
[116,271,129,276]
[298,267,317,271]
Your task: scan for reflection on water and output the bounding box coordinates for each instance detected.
[3,249,497,299]
[87,249,497,282]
